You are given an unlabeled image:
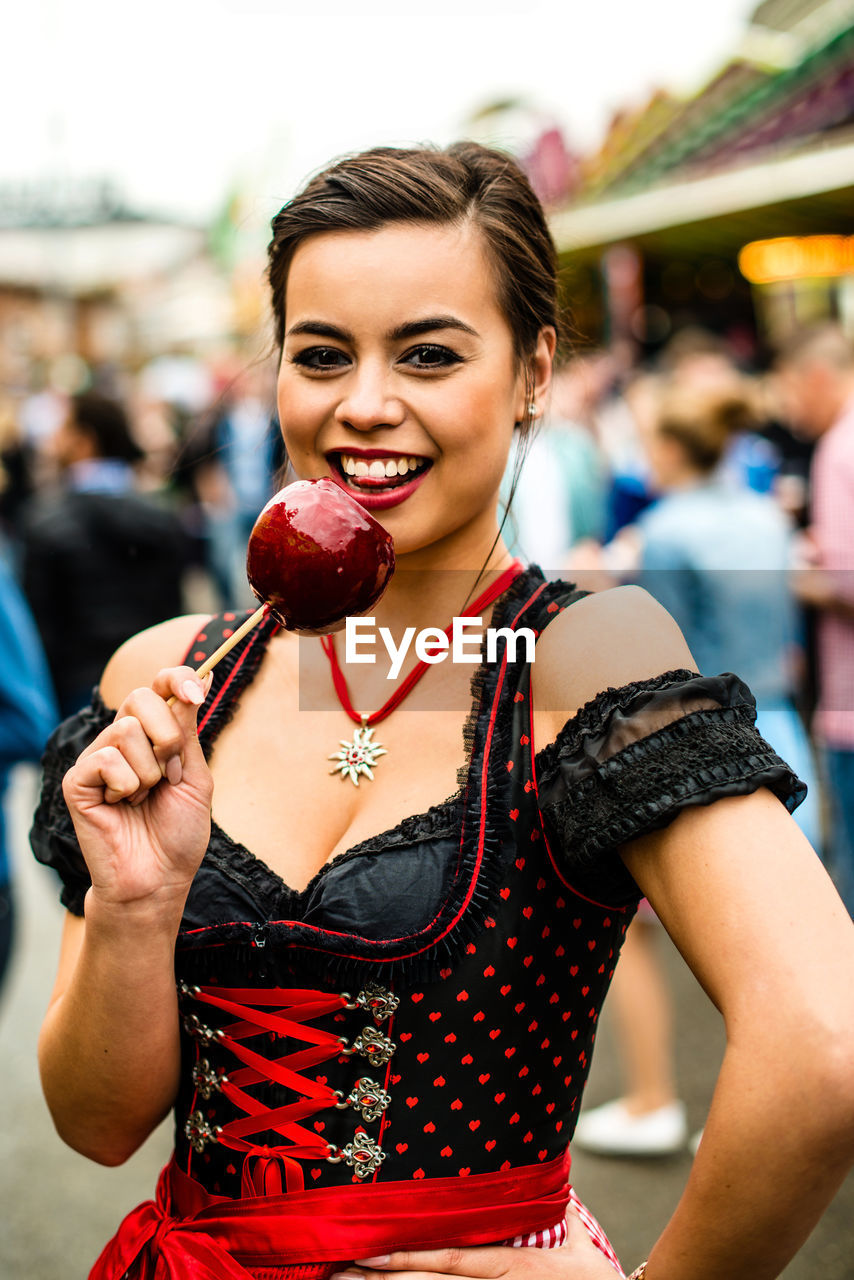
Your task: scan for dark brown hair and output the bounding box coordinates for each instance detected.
[267,142,558,405]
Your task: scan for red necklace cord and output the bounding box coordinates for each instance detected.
[320,561,525,727]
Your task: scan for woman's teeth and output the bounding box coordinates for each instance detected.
[338,454,426,482]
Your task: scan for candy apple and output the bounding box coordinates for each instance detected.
[246,479,395,633]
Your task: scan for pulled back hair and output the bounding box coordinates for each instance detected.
[655,382,756,474]
[268,142,559,394]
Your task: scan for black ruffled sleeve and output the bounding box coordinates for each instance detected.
[30,692,114,915]
[536,669,807,906]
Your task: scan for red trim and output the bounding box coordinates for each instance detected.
[447,581,550,937]
[90,1150,571,1277]
[198,613,280,736]
[372,1003,397,1184]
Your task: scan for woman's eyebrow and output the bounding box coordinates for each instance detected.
[286,320,353,342]
[389,316,480,341]
[285,316,480,343]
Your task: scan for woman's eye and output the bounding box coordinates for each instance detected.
[290,347,349,370]
[400,344,462,370]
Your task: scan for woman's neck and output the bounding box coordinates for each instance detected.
[366,530,517,638]
[293,524,521,719]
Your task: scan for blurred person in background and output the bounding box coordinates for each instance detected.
[656,327,783,496]
[0,392,37,549]
[0,550,58,995]
[635,380,817,808]
[175,363,284,608]
[753,371,815,528]
[21,392,187,718]
[572,378,820,1158]
[778,324,854,918]
[590,356,658,540]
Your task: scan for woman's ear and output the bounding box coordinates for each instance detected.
[513,328,557,425]
[529,327,557,419]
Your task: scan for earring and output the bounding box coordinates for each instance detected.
[528,402,538,417]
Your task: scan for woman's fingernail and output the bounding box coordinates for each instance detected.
[355,1258,391,1267]
[165,756,183,786]
[181,680,205,705]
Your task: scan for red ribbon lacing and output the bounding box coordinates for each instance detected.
[180,983,391,1197]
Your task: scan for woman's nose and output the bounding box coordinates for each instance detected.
[334,366,405,432]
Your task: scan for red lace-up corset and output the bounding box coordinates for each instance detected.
[178,980,399,1195]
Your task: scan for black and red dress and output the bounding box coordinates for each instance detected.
[31,568,805,1278]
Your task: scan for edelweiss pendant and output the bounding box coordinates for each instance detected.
[329,717,387,786]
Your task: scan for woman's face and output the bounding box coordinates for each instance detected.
[277,220,552,562]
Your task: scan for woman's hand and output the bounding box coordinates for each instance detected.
[61,666,214,915]
[331,1207,622,1280]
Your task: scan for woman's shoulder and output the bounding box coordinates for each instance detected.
[532,584,696,728]
[99,613,213,709]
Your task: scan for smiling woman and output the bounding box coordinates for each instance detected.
[30,142,854,1280]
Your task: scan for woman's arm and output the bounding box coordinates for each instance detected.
[621,789,854,1280]
[38,615,212,1165]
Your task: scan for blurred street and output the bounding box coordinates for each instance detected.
[1,765,851,1280]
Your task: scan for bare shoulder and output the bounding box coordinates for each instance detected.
[532,585,697,720]
[99,614,212,709]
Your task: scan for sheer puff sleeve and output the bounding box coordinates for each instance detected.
[535,669,808,907]
[30,692,114,916]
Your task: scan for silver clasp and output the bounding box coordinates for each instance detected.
[328,1131,386,1179]
[341,1024,396,1066]
[192,1057,229,1100]
[334,1076,391,1123]
[343,982,399,1024]
[182,1013,225,1047]
[184,1109,222,1153]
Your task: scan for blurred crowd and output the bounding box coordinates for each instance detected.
[0,356,283,710]
[0,323,853,1028]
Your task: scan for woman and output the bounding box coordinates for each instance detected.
[32,144,854,1280]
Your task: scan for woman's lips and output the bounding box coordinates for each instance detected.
[327,454,432,510]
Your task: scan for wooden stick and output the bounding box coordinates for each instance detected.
[167,603,268,704]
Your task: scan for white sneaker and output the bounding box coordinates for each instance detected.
[572,1099,688,1156]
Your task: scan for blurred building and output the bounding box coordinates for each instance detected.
[550,0,854,356]
[0,178,236,389]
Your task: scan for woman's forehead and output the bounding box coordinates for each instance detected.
[284,221,505,333]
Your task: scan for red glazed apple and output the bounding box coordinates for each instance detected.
[246,479,395,633]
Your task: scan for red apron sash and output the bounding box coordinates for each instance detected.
[89,1150,571,1279]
